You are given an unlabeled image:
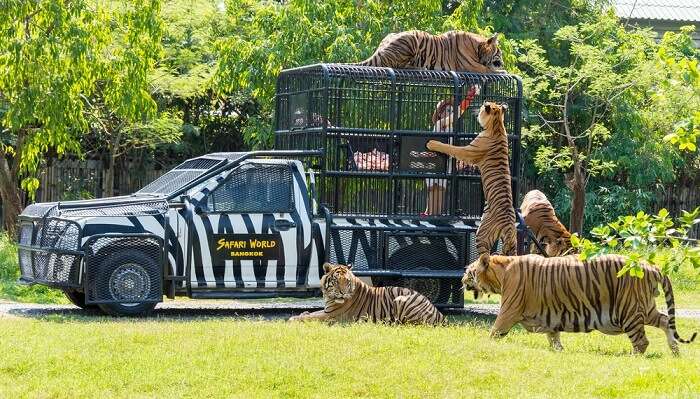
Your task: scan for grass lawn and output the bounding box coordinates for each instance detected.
[1,312,699,398]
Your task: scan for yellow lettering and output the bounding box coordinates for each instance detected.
[217,238,226,251]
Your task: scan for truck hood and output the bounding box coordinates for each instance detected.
[21,195,169,220]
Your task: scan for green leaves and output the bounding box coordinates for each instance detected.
[213,0,498,149]
[0,0,164,193]
[664,113,700,152]
[571,207,700,278]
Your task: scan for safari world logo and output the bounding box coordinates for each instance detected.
[211,234,282,262]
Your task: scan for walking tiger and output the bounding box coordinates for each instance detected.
[463,253,697,355]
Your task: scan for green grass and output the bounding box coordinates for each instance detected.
[0,314,699,398]
[0,234,67,304]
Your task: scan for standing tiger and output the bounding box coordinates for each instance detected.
[426,101,517,256]
[355,30,505,73]
[463,253,697,355]
[521,189,572,256]
[288,263,445,325]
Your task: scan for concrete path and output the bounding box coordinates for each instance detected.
[1,300,699,320]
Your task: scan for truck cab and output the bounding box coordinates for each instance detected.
[17,64,526,316]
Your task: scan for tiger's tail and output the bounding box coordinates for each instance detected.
[662,275,697,344]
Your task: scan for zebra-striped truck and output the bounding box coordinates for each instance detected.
[17,65,526,316]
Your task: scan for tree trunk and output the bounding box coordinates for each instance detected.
[102,150,115,198]
[565,163,586,235]
[0,153,22,237]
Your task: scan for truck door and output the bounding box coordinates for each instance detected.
[188,161,313,289]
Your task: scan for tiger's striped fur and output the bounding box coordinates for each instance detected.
[463,254,697,355]
[521,190,572,256]
[356,30,504,73]
[426,102,516,256]
[289,263,445,325]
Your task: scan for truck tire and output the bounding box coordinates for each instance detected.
[62,289,98,310]
[94,250,159,317]
[386,242,455,305]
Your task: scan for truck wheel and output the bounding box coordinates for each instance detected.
[386,242,457,306]
[62,289,98,310]
[94,250,159,317]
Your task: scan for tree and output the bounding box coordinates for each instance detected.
[149,0,251,161]
[0,0,109,234]
[82,0,169,197]
[0,1,164,230]
[214,0,485,149]
[517,13,672,234]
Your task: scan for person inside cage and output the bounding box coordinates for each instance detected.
[424,85,480,216]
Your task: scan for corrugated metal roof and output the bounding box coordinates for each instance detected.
[615,1,700,23]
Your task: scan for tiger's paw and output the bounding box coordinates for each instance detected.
[426,140,440,152]
[288,311,311,322]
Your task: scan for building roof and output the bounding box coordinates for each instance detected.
[615,1,700,23]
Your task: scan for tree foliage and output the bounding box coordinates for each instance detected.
[214,0,489,149]
[572,207,700,278]
[518,12,699,233]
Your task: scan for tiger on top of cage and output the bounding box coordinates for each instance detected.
[355,30,505,74]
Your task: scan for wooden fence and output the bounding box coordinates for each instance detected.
[2,157,699,238]
[33,157,176,203]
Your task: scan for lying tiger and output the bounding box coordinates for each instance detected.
[520,189,572,256]
[289,263,445,325]
[356,30,504,73]
[463,253,697,355]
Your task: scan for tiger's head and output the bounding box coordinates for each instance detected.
[478,33,504,73]
[541,235,574,257]
[320,262,357,303]
[477,101,508,129]
[462,254,509,299]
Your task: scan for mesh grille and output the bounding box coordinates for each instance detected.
[19,223,33,245]
[59,200,168,217]
[274,64,522,218]
[328,229,380,270]
[207,164,294,213]
[21,203,58,218]
[175,157,222,170]
[138,170,204,194]
[18,248,34,281]
[385,233,463,271]
[85,236,163,304]
[29,251,81,286]
[36,219,80,251]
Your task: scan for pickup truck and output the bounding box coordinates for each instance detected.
[17,64,527,316]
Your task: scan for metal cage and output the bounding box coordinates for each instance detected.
[274,64,522,220]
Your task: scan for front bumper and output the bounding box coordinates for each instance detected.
[17,216,84,288]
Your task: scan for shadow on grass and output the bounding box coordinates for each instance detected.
[6,303,498,325]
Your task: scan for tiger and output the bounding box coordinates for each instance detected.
[426,101,517,256]
[520,189,573,257]
[288,263,445,325]
[463,253,698,355]
[355,30,505,73]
